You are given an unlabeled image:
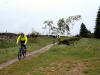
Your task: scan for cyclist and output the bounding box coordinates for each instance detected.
[57,35,61,42]
[16,32,28,56]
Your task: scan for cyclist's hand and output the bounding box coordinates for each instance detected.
[24,43,26,45]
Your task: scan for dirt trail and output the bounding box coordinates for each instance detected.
[0,44,54,70]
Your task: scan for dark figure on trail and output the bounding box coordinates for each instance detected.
[52,35,56,43]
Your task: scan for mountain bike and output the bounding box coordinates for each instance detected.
[18,44,26,60]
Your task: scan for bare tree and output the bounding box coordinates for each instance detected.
[57,18,68,35]
[57,15,81,36]
[42,15,81,36]
[43,20,53,35]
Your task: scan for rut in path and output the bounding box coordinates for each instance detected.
[0,44,54,70]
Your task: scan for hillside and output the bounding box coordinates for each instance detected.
[0,38,100,75]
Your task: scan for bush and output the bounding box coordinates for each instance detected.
[58,37,81,45]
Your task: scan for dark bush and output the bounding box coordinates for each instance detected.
[58,37,81,45]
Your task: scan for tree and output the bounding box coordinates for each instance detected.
[29,28,40,38]
[57,15,81,36]
[43,21,53,35]
[80,23,89,37]
[42,15,81,36]
[57,18,67,35]
[66,15,81,25]
[94,7,100,38]
[51,26,59,35]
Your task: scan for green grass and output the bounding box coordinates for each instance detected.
[0,39,16,49]
[0,38,100,75]
[0,36,53,64]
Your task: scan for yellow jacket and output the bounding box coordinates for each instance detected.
[17,35,28,44]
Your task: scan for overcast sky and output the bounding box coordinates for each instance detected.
[0,0,100,35]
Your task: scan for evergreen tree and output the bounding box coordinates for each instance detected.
[94,7,100,38]
[80,23,89,37]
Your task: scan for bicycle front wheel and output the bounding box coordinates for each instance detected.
[18,52,22,60]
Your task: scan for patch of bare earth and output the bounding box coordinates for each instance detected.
[67,61,87,75]
[31,61,87,75]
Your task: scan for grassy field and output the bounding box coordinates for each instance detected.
[0,37,53,64]
[0,38,100,75]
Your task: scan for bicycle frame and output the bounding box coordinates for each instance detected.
[18,44,26,60]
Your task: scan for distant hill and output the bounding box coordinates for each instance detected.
[0,33,19,39]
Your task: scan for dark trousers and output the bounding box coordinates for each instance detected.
[20,41,27,54]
